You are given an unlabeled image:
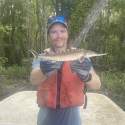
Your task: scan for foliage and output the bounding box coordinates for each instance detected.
[0,0,53,65]
[69,0,125,71]
[100,71,125,110]
[69,0,97,39]
[0,57,8,66]
[0,0,28,65]
[0,57,8,73]
[0,65,30,79]
[0,0,124,70]
[94,0,125,70]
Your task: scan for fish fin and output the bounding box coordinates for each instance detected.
[29,50,38,58]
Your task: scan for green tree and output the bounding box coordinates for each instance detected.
[0,0,28,65]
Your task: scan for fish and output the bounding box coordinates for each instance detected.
[29,49,107,62]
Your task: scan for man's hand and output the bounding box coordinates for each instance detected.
[70,58,92,82]
[40,60,63,74]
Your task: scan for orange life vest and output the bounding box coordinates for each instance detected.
[37,62,86,108]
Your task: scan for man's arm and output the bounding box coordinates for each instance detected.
[30,59,63,85]
[70,58,101,90]
[30,68,47,85]
[86,67,101,90]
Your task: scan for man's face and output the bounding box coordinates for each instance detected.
[48,24,68,48]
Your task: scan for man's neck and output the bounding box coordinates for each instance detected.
[51,46,67,53]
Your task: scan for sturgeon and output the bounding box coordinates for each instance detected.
[30,49,107,62]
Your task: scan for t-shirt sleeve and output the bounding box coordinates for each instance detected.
[32,58,41,69]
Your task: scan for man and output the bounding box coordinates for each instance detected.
[30,16,101,125]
